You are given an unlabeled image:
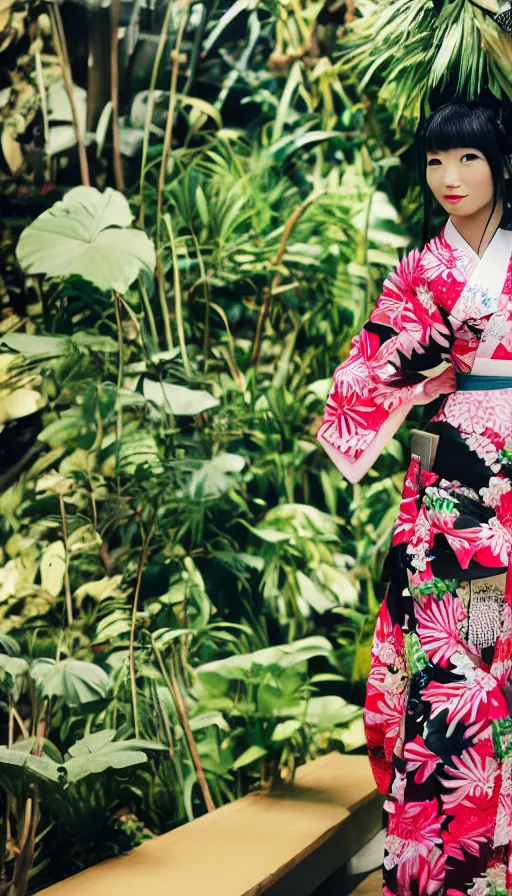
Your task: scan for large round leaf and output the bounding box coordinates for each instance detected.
[31,658,110,706]
[16,186,156,293]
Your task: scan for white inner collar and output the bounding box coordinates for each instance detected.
[444,216,500,264]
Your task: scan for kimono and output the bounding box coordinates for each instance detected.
[316,218,512,896]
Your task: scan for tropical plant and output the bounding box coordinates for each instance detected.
[341,0,512,129]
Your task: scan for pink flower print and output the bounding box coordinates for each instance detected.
[423,670,507,737]
[404,735,440,784]
[440,746,498,810]
[364,692,404,746]
[476,517,512,566]
[417,846,447,896]
[384,801,445,893]
[443,802,497,860]
[388,799,444,847]
[415,595,465,667]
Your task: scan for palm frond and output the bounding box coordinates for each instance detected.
[339,0,512,128]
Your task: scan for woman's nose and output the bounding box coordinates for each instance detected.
[443,167,461,187]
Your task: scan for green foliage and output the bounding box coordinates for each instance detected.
[16,187,156,293]
[342,0,512,128]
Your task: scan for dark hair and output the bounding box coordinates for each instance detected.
[414,97,512,248]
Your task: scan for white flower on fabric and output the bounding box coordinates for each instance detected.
[383,835,416,871]
[391,772,407,805]
[416,284,437,312]
[424,486,458,503]
[478,518,512,565]
[486,864,507,888]
[450,651,477,682]
[468,878,490,896]
[479,477,512,508]
[373,639,398,665]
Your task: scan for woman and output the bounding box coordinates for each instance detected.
[316,98,512,896]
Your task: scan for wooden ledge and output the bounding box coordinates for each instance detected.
[349,869,382,896]
[39,752,382,896]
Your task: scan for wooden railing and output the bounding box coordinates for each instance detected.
[38,752,382,896]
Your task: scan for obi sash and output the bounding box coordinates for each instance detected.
[456,373,512,390]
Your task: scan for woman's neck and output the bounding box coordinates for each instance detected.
[450,199,504,258]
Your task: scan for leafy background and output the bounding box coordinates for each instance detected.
[0,0,510,892]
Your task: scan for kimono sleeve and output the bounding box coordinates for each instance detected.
[363,591,407,795]
[316,247,456,483]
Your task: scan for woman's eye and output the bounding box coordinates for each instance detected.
[462,153,479,162]
[427,158,441,166]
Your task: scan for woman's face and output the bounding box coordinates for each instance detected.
[425,147,495,218]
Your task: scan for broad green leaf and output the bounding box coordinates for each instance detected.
[294,696,362,729]
[239,521,290,543]
[271,720,302,742]
[37,408,83,447]
[332,716,366,752]
[0,388,45,423]
[0,333,68,356]
[189,711,230,733]
[296,571,336,614]
[152,627,193,648]
[63,731,165,781]
[31,658,110,706]
[74,575,124,605]
[0,747,61,785]
[16,186,156,293]
[186,453,245,499]
[196,636,333,681]
[12,737,63,763]
[64,750,147,782]
[232,744,268,769]
[142,378,219,415]
[0,655,28,688]
[40,541,66,597]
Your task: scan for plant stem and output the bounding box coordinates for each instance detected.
[59,494,73,628]
[129,519,156,738]
[152,638,215,813]
[156,4,190,244]
[190,233,211,373]
[48,5,90,186]
[164,213,191,377]
[138,2,174,227]
[113,292,124,489]
[110,0,125,192]
[138,275,159,350]
[251,194,318,366]
[156,257,174,351]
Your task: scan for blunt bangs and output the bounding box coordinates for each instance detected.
[423,104,496,157]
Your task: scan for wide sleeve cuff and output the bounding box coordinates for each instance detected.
[316,401,413,484]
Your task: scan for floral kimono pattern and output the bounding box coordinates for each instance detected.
[317,219,512,896]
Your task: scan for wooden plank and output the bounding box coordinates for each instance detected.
[349,869,382,896]
[39,753,382,896]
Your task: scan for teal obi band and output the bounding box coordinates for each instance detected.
[455,373,512,391]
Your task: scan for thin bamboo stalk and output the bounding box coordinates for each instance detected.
[164,213,191,377]
[129,519,156,738]
[59,494,74,628]
[152,638,216,813]
[156,4,190,243]
[48,5,90,186]
[110,0,125,192]
[138,2,174,227]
